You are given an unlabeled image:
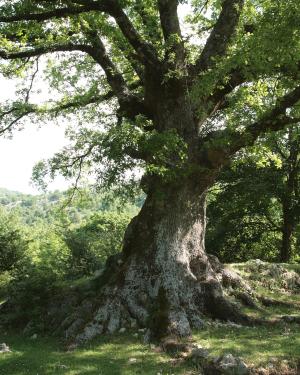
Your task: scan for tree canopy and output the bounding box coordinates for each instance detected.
[0,0,299,190]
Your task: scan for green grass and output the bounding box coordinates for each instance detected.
[193,324,300,366]
[285,264,300,274]
[1,262,300,374]
[1,323,299,375]
[0,333,186,375]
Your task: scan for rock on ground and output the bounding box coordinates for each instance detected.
[0,343,10,353]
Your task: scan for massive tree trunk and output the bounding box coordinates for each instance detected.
[68,174,249,346]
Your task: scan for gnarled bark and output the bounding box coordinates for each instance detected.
[66,177,250,346]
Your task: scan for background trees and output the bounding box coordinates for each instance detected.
[207,126,300,263]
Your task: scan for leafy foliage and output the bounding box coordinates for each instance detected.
[64,211,131,276]
[0,187,137,327]
[0,207,28,272]
[207,127,300,263]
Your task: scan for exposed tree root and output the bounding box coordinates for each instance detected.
[60,253,260,349]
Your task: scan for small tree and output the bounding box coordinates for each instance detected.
[0,0,300,339]
[0,208,27,273]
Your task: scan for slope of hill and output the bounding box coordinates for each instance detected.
[0,187,141,225]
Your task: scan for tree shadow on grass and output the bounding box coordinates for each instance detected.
[0,333,185,375]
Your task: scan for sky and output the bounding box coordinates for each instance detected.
[0,77,70,195]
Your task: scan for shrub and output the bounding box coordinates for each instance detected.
[5,263,59,329]
[64,212,131,276]
[0,208,28,273]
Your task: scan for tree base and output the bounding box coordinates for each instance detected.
[63,253,254,348]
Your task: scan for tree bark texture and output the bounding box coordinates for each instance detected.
[66,176,249,346]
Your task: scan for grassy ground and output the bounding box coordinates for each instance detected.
[194,324,300,366]
[0,333,185,375]
[0,262,299,374]
[1,324,299,375]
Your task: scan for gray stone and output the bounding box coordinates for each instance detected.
[226,321,243,329]
[217,354,249,375]
[169,310,191,336]
[281,315,300,323]
[23,321,34,335]
[0,343,10,353]
[189,315,205,329]
[94,269,104,277]
[143,329,151,344]
[161,336,191,354]
[190,347,209,360]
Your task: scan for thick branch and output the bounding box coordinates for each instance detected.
[192,0,244,74]
[230,89,300,153]
[0,36,151,120]
[0,42,89,60]
[157,0,185,64]
[83,33,129,99]
[49,90,117,114]
[0,105,36,135]
[0,3,100,22]
[208,69,245,113]
[0,79,145,137]
[107,2,159,67]
[0,0,159,68]
[209,60,300,115]
[0,88,113,135]
[203,86,300,167]
[84,37,151,119]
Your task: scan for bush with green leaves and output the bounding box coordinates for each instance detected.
[64,212,131,276]
[0,208,28,273]
[5,263,59,328]
[27,223,71,278]
[1,223,70,327]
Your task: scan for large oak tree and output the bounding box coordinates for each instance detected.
[0,0,300,342]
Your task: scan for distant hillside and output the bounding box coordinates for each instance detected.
[0,187,141,225]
